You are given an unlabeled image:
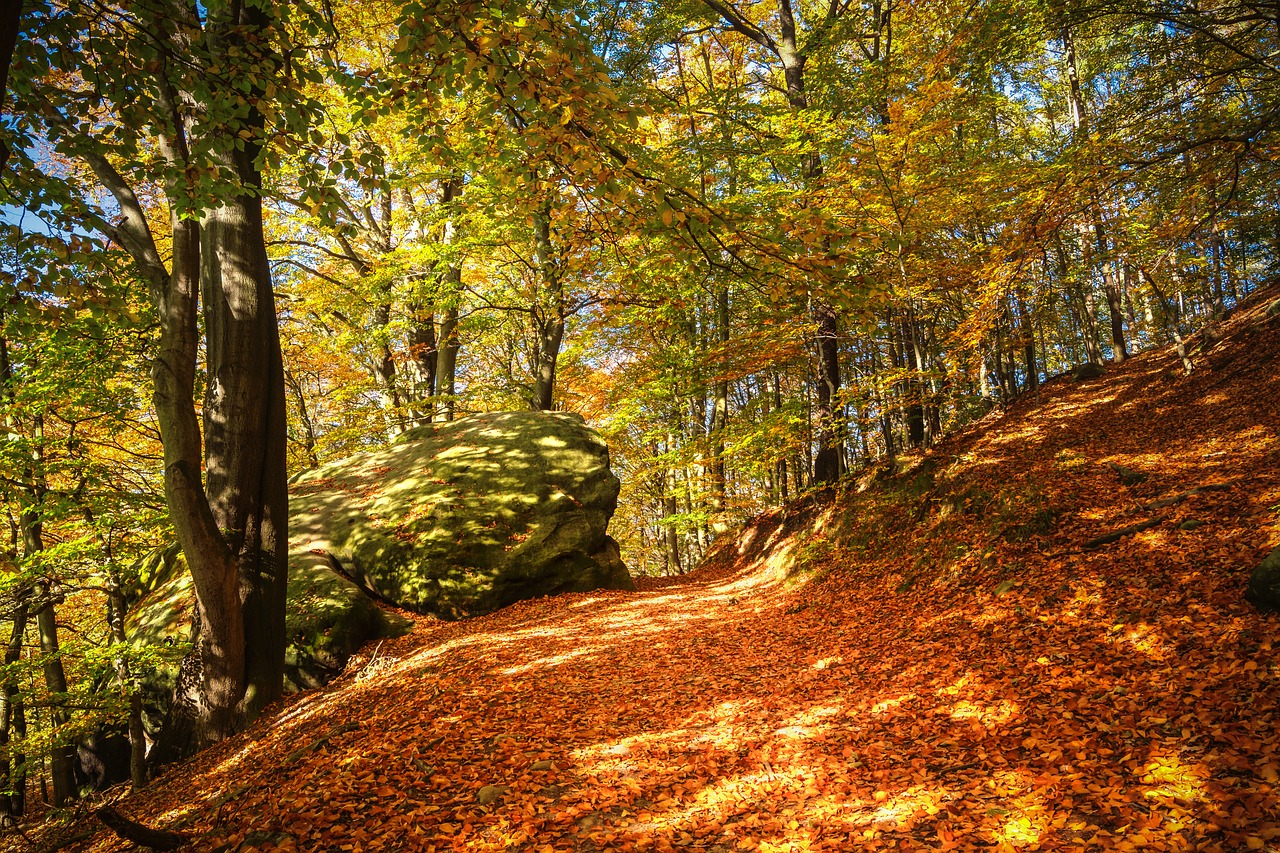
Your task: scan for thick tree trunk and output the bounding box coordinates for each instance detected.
[812,298,843,482]
[435,306,459,421]
[64,2,288,760]
[531,315,564,412]
[198,160,289,735]
[1096,221,1128,362]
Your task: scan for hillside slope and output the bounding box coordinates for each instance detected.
[15,289,1280,852]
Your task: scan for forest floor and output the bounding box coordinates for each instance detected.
[14,288,1280,853]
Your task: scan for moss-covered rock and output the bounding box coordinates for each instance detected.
[291,410,634,618]
[1072,362,1106,381]
[1246,546,1280,611]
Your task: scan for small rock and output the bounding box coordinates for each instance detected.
[1179,519,1205,531]
[531,760,552,771]
[477,785,510,805]
[1072,362,1105,381]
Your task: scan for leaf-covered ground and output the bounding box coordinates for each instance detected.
[20,292,1280,852]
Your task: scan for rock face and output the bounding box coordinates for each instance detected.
[1247,546,1280,611]
[291,410,634,618]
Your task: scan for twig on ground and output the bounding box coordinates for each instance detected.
[95,806,189,851]
[1083,516,1167,549]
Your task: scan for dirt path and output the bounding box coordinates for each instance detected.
[49,535,1279,852]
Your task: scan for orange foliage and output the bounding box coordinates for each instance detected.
[20,289,1280,853]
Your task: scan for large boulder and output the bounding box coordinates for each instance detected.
[1247,546,1280,611]
[291,410,634,618]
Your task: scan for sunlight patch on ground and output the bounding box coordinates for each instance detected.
[499,646,594,674]
[948,698,1018,726]
[871,693,915,714]
[1136,753,1209,807]
[1110,622,1170,659]
[937,675,972,697]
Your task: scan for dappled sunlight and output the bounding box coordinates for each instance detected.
[870,694,916,715]
[947,699,1018,727]
[1138,754,1209,808]
[46,293,1280,853]
[1109,622,1171,660]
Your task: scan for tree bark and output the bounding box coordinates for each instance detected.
[709,283,729,523]
[0,0,22,170]
[33,589,76,806]
[194,147,289,739]
[434,177,462,422]
[696,0,846,484]
[1063,21,1126,362]
[0,592,28,819]
[530,201,564,412]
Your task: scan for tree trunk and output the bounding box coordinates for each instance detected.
[773,374,788,502]
[55,1,289,759]
[194,146,289,739]
[1063,21,1126,362]
[33,590,76,806]
[435,306,459,421]
[104,584,147,790]
[530,202,564,412]
[369,302,404,439]
[434,178,462,422]
[709,284,729,525]
[0,593,28,819]
[405,308,437,426]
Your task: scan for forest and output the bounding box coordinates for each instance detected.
[0,0,1278,848]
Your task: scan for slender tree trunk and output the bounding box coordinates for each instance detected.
[773,374,788,502]
[434,178,463,422]
[100,571,147,791]
[663,432,682,575]
[32,590,75,806]
[530,202,564,412]
[0,592,28,819]
[781,3,842,485]
[709,284,729,526]
[1063,21,1126,362]
[406,310,437,425]
[369,303,404,439]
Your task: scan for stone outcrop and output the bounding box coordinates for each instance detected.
[291,410,634,619]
